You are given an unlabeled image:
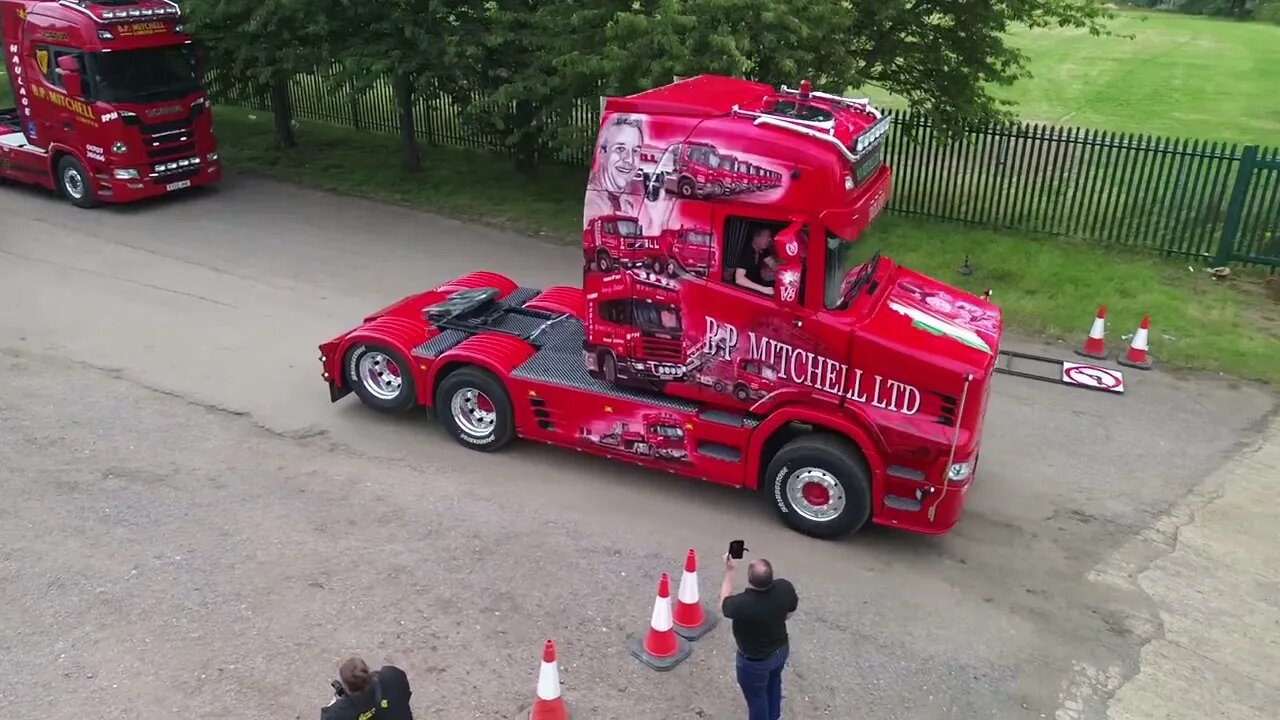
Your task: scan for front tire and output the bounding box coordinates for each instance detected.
[57,155,99,209]
[345,343,416,413]
[763,435,871,539]
[434,366,514,452]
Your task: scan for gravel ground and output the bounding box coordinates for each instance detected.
[0,173,1275,720]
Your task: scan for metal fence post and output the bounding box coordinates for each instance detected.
[1214,145,1258,265]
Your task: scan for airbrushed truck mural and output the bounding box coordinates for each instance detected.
[580,91,1000,429]
[581,109,800,411]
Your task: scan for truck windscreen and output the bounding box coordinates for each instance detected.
[87,45,200,104]
[824,232,879,310]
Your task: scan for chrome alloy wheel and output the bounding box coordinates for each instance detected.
[63,167,86,199]
[784,467,846,522]
[357,351,403,400]
[449,387,496,438]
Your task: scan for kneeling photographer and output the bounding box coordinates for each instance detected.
[321,656,414,720]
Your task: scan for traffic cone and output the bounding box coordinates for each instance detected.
[1075,305,1109,360]
[672,549,718,640]
[516,639,570,720]
[1117,315,1154,370]
[626,572,691,671]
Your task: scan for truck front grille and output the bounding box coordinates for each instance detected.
[146,140,196,161]
[640,337,682,362]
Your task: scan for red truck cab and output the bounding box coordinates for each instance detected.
[0,0,220,207]
[582,213,663,273]
[316,75,1004,540]
[658,225,715,277]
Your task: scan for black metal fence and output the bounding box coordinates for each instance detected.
[207,68,1280,267]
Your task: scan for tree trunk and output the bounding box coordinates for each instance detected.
[512,98,538,175]
[269,78,296,149]
[393,71,421,173]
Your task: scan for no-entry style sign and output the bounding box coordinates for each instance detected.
[1061,361,1125,394]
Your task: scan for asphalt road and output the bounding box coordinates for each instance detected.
[1,173,1275,720]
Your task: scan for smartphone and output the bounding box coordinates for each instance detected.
[728,539,747,560]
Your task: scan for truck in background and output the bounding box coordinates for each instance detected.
[0,0,220,208]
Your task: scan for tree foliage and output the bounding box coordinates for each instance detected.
[316,0,487,171]
[584,0,1118,132]
[184,0,329,148]
[191,0,1125,160]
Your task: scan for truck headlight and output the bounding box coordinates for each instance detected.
[112,168,140,180]
[206,152,219,162]
[947,461,973,483]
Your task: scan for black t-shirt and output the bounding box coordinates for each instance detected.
[320,666,413,720]
[732,241,774,287]
[721,579,798,659]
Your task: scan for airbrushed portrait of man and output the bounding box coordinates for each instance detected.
[583,114,676,236]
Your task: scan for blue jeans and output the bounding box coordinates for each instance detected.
[735,643,789,720]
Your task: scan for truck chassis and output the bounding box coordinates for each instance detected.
[320,273,964,540]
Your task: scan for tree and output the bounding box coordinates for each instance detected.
[318,0,486,172]
[1253,0,1280,21]
[582,0,1120,134]
[454,1,634,174]
[185,0,329,148]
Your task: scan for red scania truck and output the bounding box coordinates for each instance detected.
[317,75,1004,540]
[1,0,220,207]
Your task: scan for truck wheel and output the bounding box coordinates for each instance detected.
[345,343,417,413]
[595,249,615,272]
[600,350,618,385]
[435,366,514,452]
[57,155,99,209]
[733,384,750,402]
[677,178,695,198]
[764,435,871,539]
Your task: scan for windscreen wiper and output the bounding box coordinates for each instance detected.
[840,250,881,308]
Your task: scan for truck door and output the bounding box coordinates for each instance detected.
[31,43,86,148]
[682,212,814,412]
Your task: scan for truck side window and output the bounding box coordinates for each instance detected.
[720,216,785,296]
[600,299,630,325]
[36,46,82,88]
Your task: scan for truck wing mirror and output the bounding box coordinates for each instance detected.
[772,221,805,306]
[55,55,84,98]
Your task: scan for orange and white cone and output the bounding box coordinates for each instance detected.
[1076,305,1109,360]
[518,639,570,720]
[626,572,691,671]
[1117,315,1154,370]
[672,549,718,640]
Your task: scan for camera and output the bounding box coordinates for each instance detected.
[331,679,346,697]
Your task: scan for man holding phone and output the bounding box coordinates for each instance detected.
[718,542,798,720]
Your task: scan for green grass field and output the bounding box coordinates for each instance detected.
[860,9,1280,147]
[211,106,1280,385]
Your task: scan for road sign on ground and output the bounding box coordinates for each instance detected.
[1061,362,1125,394]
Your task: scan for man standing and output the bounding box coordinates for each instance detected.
[321,656,414,720]
[719,554,798,720]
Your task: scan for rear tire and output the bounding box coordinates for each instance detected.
[763,434,871,539]
[435,366,515,452]
[345,343,416,413]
